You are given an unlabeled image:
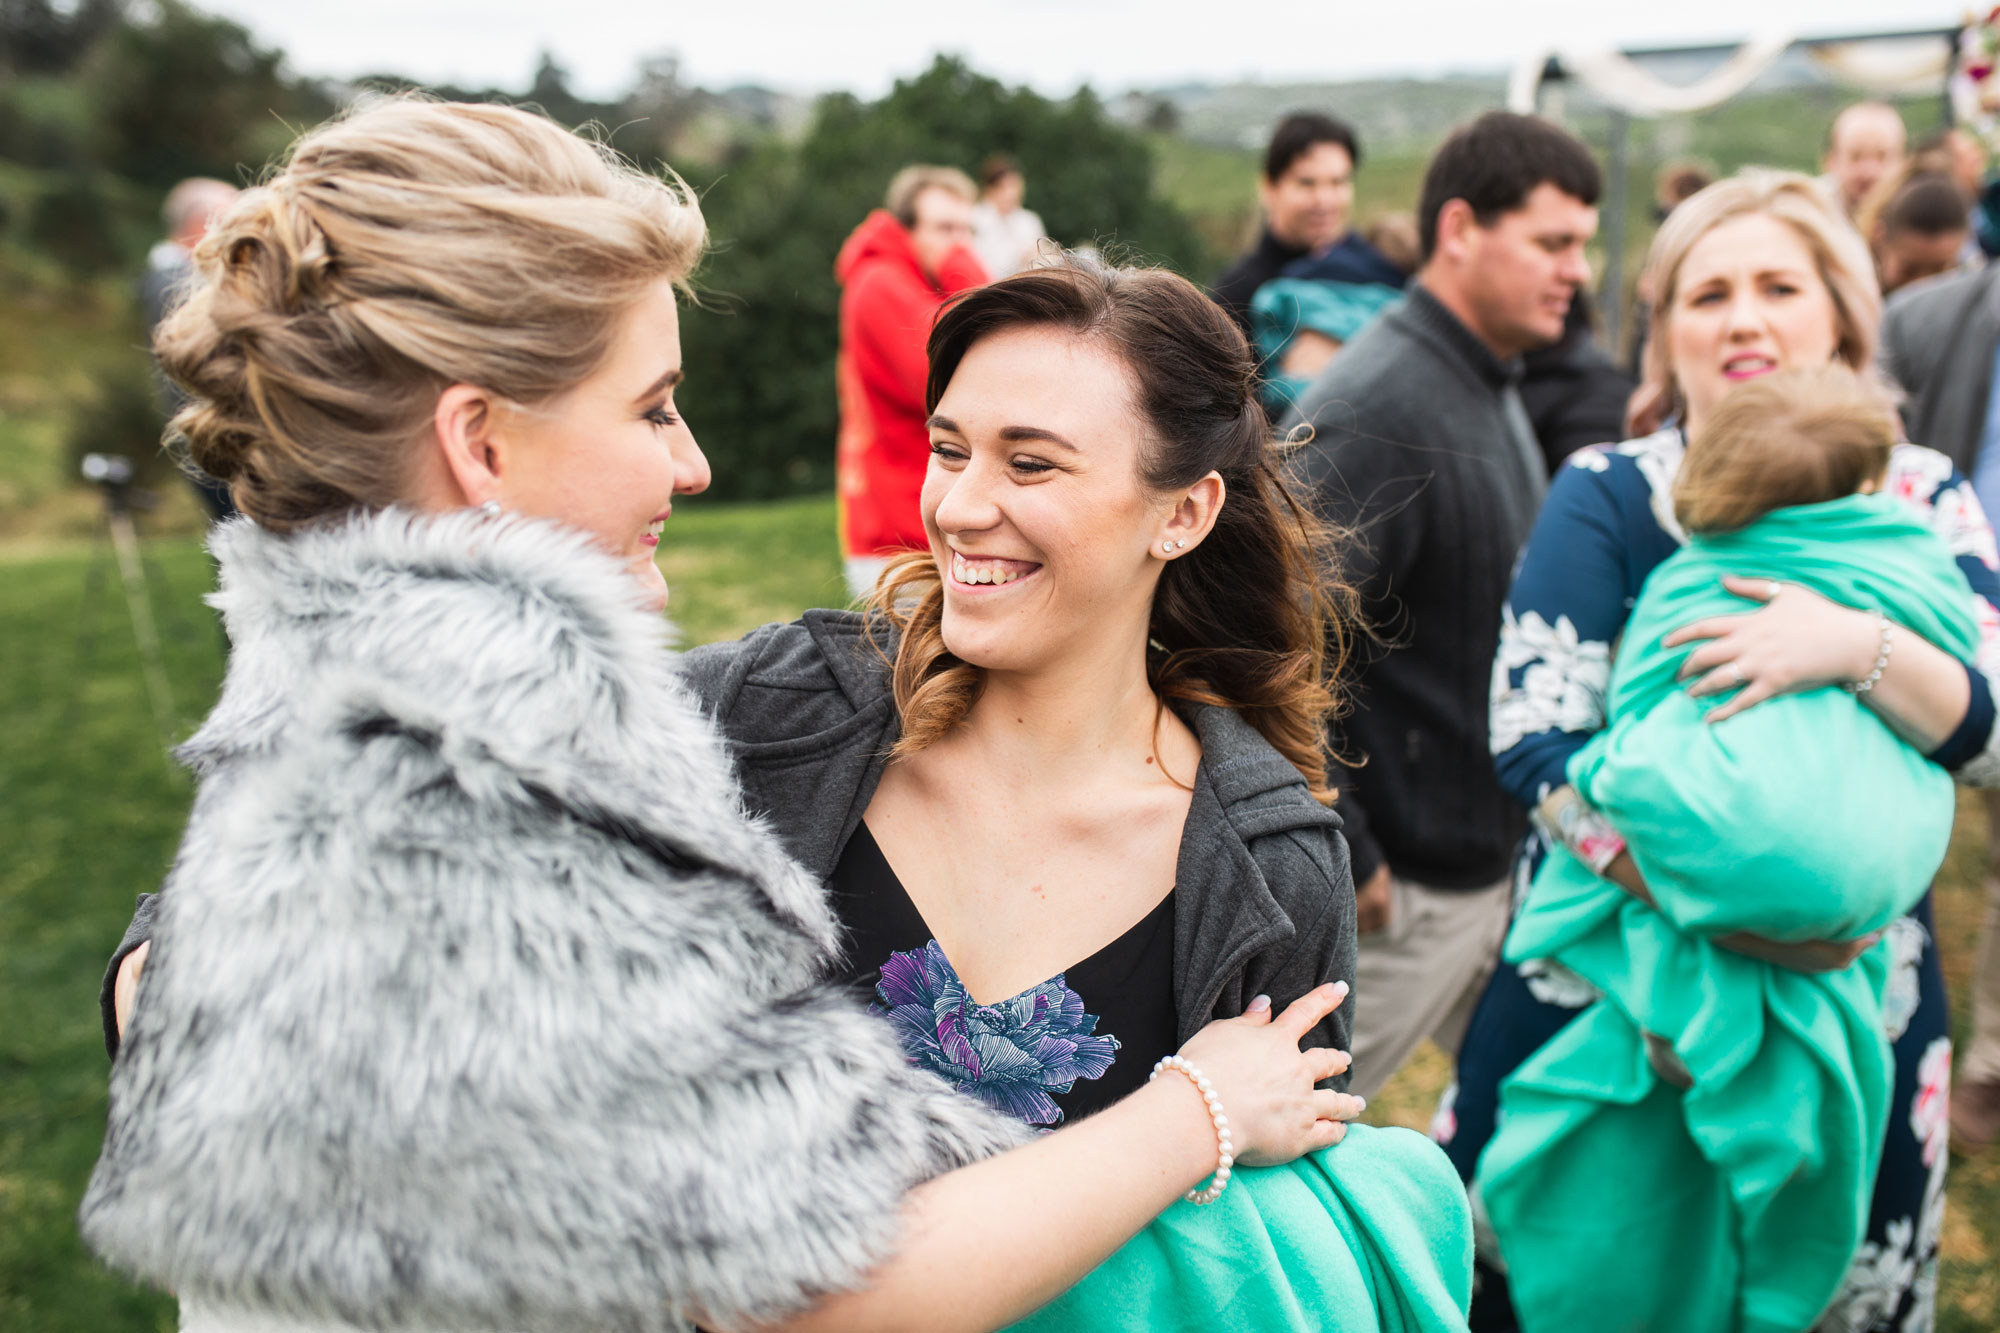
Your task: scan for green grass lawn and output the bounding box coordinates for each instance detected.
[2,492,1996,1329]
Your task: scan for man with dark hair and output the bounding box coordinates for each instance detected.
[1285,111,1601,1099]
[1873,171,1971,295]
[1210,112,1366,334]
[834,165,984,599]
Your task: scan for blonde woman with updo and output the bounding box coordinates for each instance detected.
[1449,169,2000,1332]
[84,98,1472,1333]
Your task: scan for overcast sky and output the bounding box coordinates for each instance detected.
[199,1,1960,101]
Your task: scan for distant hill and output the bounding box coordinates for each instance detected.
[1111,38,1953,156]
[1113,75,1508,153]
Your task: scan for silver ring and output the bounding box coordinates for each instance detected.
[1724,661,1745,686]
[1766,580,1782,600]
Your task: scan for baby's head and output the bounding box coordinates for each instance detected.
[1673,365,1897,535]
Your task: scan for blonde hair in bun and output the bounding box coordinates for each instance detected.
[157,95,707,530]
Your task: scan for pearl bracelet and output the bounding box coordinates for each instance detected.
[1847,611,1894,697]
[1149,1054,1234,1205]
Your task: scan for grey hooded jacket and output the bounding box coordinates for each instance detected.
[83,511,1028,1332]
[681,611,1358,1063]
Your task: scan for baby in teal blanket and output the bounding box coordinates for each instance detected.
[1479,367,1980,1333]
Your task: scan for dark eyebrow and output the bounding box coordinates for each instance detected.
[634,367,683,403]
[926,414,1079,453]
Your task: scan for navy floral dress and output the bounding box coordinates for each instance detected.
[830,822,1179,1128]
[1446,430,2000,1333]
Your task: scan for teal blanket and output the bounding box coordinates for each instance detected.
[1251,277,1402,414]
[1011,1125,1471,1332]
[1478,494,1977,1332]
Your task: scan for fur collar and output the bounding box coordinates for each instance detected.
[82,509,1026,1331]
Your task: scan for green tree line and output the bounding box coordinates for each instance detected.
[0,0,1206,502]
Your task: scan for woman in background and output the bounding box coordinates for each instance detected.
[1455,168,2000,1331]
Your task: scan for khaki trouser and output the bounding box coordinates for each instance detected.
[1967,796,2000,1086]
[1347,871,1514,1102]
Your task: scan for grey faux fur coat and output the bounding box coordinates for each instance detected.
[80,509,1029,1331]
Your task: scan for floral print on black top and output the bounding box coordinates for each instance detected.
[874,941,1118,1126]
[830,821,1179,1128]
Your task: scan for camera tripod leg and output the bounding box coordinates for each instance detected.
[107,507,178,748]
[59,526,116,736]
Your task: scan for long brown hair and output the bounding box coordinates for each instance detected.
[867,253,1357,804]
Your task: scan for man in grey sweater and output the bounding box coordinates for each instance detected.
[1284,112,1601,1100]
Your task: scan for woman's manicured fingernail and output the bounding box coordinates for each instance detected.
[1247,994,1271,1013]
[1331,980,1349,999]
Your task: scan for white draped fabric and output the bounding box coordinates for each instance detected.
[1807,36,1954,99]
[1509,29,1954,118]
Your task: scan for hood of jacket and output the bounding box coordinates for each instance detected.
[834,207,986,294]
[835,208,925,289]
[81,510,1026,1332]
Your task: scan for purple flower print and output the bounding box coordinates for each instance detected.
[875,940,1120,1127]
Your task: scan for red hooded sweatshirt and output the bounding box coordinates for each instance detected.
[833,209,987,558]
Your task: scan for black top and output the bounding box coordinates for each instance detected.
[830,822,1179,1128]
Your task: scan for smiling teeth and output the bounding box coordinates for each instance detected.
[952,552,1027,586]
[647,519,665,537]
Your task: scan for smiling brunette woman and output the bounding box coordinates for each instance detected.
[681,257,1477,1329]
[687,256,1361,1130]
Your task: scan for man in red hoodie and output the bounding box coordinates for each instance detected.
[835,165,986,598]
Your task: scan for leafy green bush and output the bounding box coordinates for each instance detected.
[26,169,127,276]
[80,0,328,190]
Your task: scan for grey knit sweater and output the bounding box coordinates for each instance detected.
[1283,283,1544,889]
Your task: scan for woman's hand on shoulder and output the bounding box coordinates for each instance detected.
[1173,982,1361,1167]
[1665,577,1878,723]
